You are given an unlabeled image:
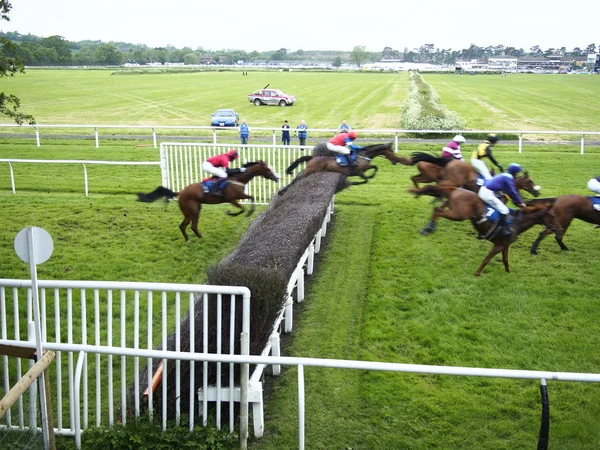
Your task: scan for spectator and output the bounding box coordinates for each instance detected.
[239,119,250,145]
[295,120,308,146]
[339,120,351,133]
[281,120,291,146]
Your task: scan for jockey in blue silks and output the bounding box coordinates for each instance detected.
[478,163,527,235]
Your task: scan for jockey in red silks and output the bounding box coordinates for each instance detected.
[441,135,466,160]
[202,149,243,194]
[327,130,361,166]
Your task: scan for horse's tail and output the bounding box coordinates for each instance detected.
[408,185,456,199]
[286,156,313,174]
[136,186,178,203]
[410,152,451,167]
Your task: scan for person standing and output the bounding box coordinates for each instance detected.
[281,120,291,146]
[239,119,250,145]
[295,120,308,146]
[471,134,503,180]
[339,120,351,133]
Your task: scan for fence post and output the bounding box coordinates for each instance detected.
[82,164,88,196]
[34,126,40,147]
[94,127,99,148]
[581,134,585,155]
[7,162,15,194]
[298,364,305,450]
[272,130,276,146]
[394,132,399,152]
[519,134,523,153]
[152,128,157,149]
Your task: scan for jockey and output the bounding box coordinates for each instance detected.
[587,176,600,195]
[441,135,466,160]
[202,149,243,193]
[477,163,527,235]
[471,134,503,180]
[327,130,361,167]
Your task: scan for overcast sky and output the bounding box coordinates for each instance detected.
[4,0,599,53]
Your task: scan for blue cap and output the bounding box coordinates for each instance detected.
[507,163,522,174]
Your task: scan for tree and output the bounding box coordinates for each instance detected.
[332,55,342,68]
[94,43,123,65]
[350,45,367,67]
[0,0,34,124]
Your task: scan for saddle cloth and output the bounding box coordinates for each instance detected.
[475,174,487,187]
[202,177,227,193]
[589,196,600,212]
[484,206,516,225]
[335,154,357,167]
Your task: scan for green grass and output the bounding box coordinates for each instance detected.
[2,71,600,448]
[249,151,600,450]
[423,73,600,133]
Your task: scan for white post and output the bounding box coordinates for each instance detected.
[34,126,40,147]
[518,134,523,154]
[83,164,88,196]
[152,128,157,149]
[394,133,399,152]
[581,134,585,155]
[8,162,15,194]
[94,127,99,148]
[272,131,276,146]
[213,129,217,144]
[298,364,305,450]
[26,228,50,449]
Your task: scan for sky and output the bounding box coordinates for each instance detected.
[4,0,600,53]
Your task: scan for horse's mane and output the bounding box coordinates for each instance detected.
[410,152,452,167]
[359,142,393,157]
[526,197,557,206]
[242,161,261,168]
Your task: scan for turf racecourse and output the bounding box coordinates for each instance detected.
[1,70,600,449]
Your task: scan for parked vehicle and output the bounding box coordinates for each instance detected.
[248,84,295,106]
[211,109,239,127]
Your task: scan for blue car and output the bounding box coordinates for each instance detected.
[211,109,239,127]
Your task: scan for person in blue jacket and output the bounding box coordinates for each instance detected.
[477,163,527,235]
[239,119,250,144]
[295,120,307,146]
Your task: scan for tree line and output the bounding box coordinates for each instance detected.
[1,31,598,67]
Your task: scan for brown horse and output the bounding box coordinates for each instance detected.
[285,142,403,185]
[408,185,555,276]
[136,161,279,241]
[528,195,600,254]
[416,172,541,235]
[400,152,484,191]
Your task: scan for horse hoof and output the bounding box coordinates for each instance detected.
[420,228,432,236]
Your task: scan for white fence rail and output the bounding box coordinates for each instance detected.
[0,198,335,448]
[0,280,251,447]
[2,123,600,153]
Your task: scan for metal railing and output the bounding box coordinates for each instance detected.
[2,123,600,153]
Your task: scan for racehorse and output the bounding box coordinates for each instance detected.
[528,194,600,254]
[403,152,487,191]
[396,152,447,187]
[415,172,541,235]
[285,142,403,185]
[408,185,555,276]
[136,161,279,241]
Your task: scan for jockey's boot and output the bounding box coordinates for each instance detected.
[498,213,513,236]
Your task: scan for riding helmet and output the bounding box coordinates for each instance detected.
[487,134,499,143]
[507,163,522,174]
[227,149,239,159]
[453,135,466,143]
[348,130,358,139]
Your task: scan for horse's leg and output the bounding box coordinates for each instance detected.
[501,244,510,273]
[226,195,254,216]
[350,176,369,185]
[530,228,554,255]
[474,243,503,276]
[364,166,378,179]
[411,174,420,188]
[179,217,190,241]
[554,219,572,251]
[420,207,442,235]
[190,205,203,239]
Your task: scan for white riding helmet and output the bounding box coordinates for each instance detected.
[453,135,466,143]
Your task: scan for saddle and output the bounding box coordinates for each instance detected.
[477,207,519,240]
[589,196,600,212]
[202,176,228,195]
[335,153,357,167]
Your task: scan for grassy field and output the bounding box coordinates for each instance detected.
[1,71,600,449]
